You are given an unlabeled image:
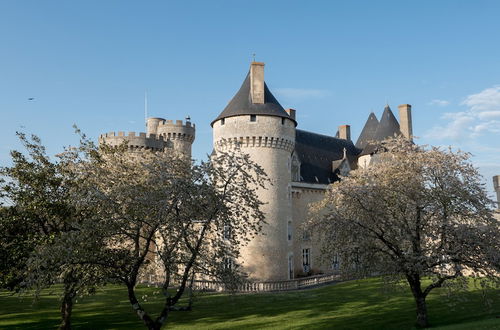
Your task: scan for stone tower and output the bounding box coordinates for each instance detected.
[146,118,195,158]
[211,62,297,281]
[100,118,195,159]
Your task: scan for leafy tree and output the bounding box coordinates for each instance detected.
[0,132,103,330]
[68,144,268,330]
[308,137,500,328]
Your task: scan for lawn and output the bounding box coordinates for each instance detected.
[0,277,499,329]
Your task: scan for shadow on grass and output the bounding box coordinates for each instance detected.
[0,278,498,329]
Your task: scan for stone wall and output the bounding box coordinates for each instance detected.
[99,131,166,151]
[146,118,195,159]
[291,182,333,277]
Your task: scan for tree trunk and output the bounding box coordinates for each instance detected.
[414,295,429,328]
[59,287,75,330]
[127,284,163,329]
[406,274,430,328]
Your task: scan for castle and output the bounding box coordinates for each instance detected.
[100,61,500,282]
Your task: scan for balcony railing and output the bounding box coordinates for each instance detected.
[192,273,341,293]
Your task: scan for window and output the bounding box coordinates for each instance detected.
[282,118,285,125]
[302,248,310,273]
[288,254,294,279]
[223,225,231,240]
[221,118,225,125]
[250,114,257,122]
[223,257,233,270]
[287,221,292,241]
[353,247,360,270]
[302,230,311,241]
[332,254,340,270]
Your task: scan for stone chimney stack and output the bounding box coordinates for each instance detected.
[285,108,296,120]
[338,125,351,141]
[250,62,265,104]
[493,175,500,209]
[398,104,413,141]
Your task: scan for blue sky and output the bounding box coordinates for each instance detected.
[1,0,499,197]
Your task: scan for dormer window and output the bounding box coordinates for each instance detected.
[250,115,257,122]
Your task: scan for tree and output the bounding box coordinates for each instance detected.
[69,144,268,330]
[0,132,103,330]
[308,137,500,328]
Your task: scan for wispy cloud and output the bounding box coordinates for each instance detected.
[425,85,500,141]
[274,88,330,101]
[461,86,500,112]
[428,99,450,106]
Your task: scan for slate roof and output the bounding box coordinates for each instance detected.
[211,72,296,126]
[355,112,379,149]
[294,129,361,184]
[359,106,402,156]
[373,105,401,141]
[331,158,348,172]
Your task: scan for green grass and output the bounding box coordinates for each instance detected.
[0,278,499,329]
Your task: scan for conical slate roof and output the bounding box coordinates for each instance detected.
[359,105,402,156]
[373,105,401,141]
[355,112,379,149]
[211,72,296,126]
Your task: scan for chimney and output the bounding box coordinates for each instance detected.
[285,108,296,120]
[494,175,500,209]
[398,104,413,141]
[250,62,265,104]
[338,125,351,141]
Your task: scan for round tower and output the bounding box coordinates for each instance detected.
[211,62,297,281]
[153,119,195,159]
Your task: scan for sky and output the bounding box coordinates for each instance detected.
[1,0,499,198]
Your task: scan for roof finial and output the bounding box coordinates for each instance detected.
[252,53,256,62]
[385,100,391,111]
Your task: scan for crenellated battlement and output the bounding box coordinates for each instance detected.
[214,136,295,152]
[157,119,195,129]
[147,117,196,143]
[100,117,196,158]
[99,131,166,140]
[99,131,168,151]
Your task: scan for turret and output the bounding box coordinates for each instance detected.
[147,117,165,135]
[154,119,195,158]
[356,104,413,169]
[212,61,296,281]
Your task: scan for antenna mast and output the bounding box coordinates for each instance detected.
[144,91,148,128]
